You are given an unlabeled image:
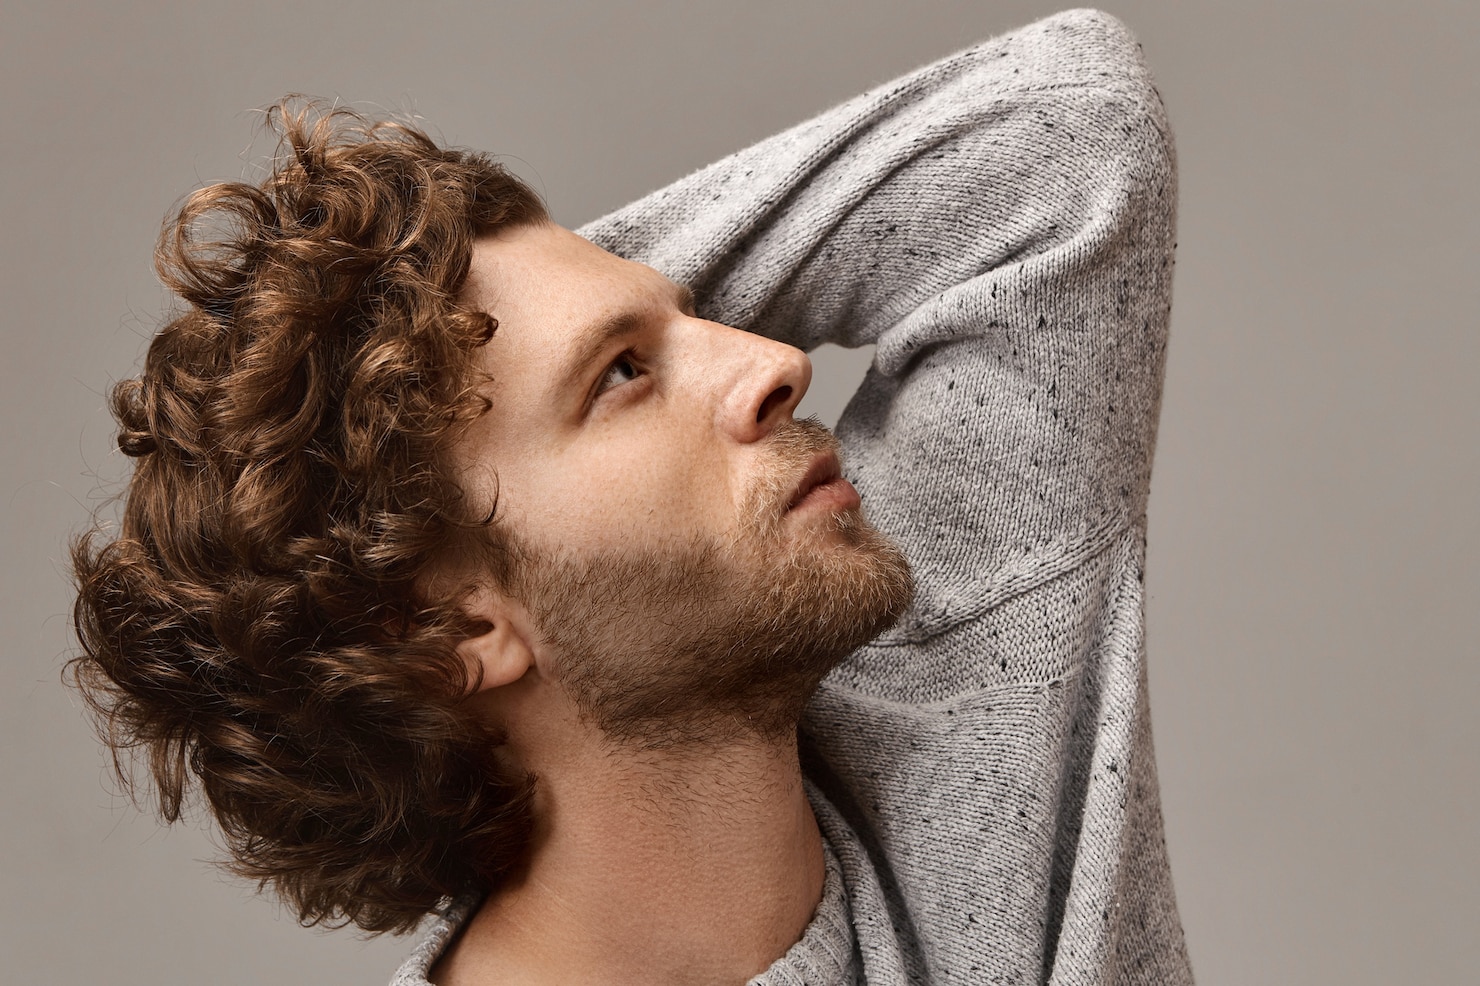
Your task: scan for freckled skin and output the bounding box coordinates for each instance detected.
[456,221,814,557]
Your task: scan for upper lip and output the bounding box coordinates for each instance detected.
[787,452,842,510]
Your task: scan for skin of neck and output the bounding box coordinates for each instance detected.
[430,664,826,986]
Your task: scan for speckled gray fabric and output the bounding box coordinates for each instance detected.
[395,8,1191,984]
[391,894,483,986]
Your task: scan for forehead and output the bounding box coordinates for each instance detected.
[461,221,664,324]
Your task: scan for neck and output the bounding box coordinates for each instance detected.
[433,708,824,986]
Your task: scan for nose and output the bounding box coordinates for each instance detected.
[704,321,812,444]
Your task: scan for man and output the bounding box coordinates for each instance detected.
[72,8,1190,985]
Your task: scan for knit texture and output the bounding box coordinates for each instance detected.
[392,8,1190,984]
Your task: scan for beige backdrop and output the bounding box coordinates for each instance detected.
[2,2,1475,983]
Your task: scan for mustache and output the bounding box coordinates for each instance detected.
[749,417,845,522]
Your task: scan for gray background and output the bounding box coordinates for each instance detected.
[2,1,1475,983]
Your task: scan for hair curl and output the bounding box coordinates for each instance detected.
[69,98,548,934]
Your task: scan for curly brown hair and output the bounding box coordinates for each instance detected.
[69,99,548,934]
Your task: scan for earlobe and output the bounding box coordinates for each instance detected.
[455,591,536,694]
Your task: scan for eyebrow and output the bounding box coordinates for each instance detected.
[551,282,696,400]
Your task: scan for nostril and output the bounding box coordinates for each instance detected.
[757,385,793,424]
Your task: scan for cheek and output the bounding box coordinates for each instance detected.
[513,425,734,551]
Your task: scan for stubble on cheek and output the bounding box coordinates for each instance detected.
[509,418,914,749]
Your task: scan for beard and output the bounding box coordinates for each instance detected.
[507,418,914,749]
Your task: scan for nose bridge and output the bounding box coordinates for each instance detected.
[701,319,811,442]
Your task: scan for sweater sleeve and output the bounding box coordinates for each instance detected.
[577,8,1177,638]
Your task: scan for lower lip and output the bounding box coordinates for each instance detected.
[790,477,861,513]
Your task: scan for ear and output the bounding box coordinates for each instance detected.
[455,586,537,694]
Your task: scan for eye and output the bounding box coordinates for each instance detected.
[595,350,643,396]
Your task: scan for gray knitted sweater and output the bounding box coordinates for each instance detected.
[393,9,1189,985]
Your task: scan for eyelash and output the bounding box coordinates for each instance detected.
[594,349,645,399]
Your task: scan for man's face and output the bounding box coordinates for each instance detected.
[455,222,912,746]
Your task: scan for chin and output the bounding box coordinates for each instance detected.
[520,506,914,750]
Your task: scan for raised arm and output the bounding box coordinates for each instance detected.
[579,8,1177,634]
[580,18,1190,978]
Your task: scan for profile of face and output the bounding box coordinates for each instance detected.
[453,222,913,748]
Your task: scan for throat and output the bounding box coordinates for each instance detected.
[431,732,826,986]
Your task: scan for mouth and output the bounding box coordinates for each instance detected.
[786,452,860,514]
